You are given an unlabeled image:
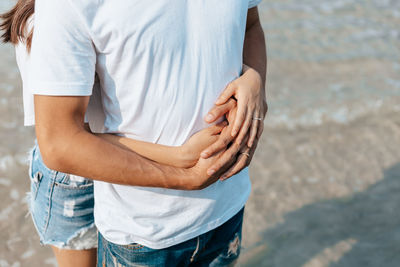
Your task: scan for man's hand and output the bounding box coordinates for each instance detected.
[183,149,227,190]
[201,105,263,179]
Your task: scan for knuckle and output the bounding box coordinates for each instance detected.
[229,81,237,89]
[222,138,230,146]
[228,98,236,105]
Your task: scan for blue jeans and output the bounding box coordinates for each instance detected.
[28,143,97,249]
[97,207,244,267]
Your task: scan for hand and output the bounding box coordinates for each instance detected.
[202,106,261,180]
[183,149,225,190]
[201,106,250,176]
[183,145,237,190]
[201,64,268,179]
[207,64,266,148]
[178,120,227,168]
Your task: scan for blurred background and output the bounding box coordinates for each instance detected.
[0,0,399,266]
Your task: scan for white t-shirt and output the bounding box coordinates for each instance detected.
[29,0,262,249]
[15,30,105,130]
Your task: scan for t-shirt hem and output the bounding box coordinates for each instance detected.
[24,115,35,126]
[31,82,93,96]
[100,183,251,249]
[248,0,262,9]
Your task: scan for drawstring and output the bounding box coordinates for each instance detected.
[190,236,201,262]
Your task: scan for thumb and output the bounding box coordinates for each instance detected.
[215,82,236,105]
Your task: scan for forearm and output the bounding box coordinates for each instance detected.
[38,125,187,189]
[243,10,268,115]
[96,133,187,168]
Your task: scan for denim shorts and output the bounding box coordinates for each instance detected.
[98,207,244,267]
[27,143,97,250]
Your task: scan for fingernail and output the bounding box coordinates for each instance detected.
[201,152,208,158]
[220,176,226,180]
[205,114,214,122]
[231,130,237,137]
[208,169,216,175]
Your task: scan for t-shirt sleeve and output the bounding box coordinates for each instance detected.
[29,0,96,96]
[248,0,262,9]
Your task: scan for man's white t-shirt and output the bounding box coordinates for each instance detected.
[29,0,262,249]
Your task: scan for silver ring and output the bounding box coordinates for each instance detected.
[241,152,250,157]
[253,117,262,121]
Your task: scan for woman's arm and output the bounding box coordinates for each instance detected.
[94,99,236,169]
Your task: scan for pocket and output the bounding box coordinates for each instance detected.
[28,145,42,200]
[101,235,159,267]
[112,241,156,253]
[30,144,92,190]
[54,174,93,189]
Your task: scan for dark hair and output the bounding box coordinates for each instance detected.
[0,0,35,52]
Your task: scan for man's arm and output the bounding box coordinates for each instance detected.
[243,6,267,116]
[34,95,222,190]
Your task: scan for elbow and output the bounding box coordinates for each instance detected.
[38,140,66,172]
[36,128,71,172]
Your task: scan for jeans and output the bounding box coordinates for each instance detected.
[97,207,244,267]
[28,143,97,249]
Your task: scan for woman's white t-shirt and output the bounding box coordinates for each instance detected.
[27,0,262,249]
[15,40,105,131]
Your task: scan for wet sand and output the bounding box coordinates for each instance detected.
[0,0,399,266]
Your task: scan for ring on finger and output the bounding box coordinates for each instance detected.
[241,152,250,157]
[252,117,262,121]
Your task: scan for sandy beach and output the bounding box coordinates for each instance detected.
[0,0,399,266]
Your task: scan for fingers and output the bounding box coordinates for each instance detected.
[220,142,255,180]
[234,105,252,146]
[201,127,234,159]
[209,120,228,135]
[248,106,260,147]
[205,98,237,123]
[231,100,247,137]
[256,118,264,140]
[219,153,248,180]
[206,132,249,176]
[215,83,236,105]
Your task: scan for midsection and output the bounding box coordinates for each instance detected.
[92,0,247,145]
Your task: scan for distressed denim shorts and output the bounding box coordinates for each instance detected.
[98,207,244,267]
[27,143,97,250]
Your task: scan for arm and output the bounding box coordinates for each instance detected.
[243,7,267,116]
[95,98,235,168]
[96,134,183,167]
[201,6,268,178]
[34,95,223,190]
[95,122,225,169]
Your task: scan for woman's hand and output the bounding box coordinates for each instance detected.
[178,120,227,168]
[178,98,237,168]
[201,64,267,179]
[204,64,266,149]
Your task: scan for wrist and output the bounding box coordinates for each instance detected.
[242,63,251,74]
[173,146,189,168]
[174,166,196,190]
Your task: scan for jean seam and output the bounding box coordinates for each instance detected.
[42,170,57,237]
[120,243,145,250]
[53,181,94,190]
